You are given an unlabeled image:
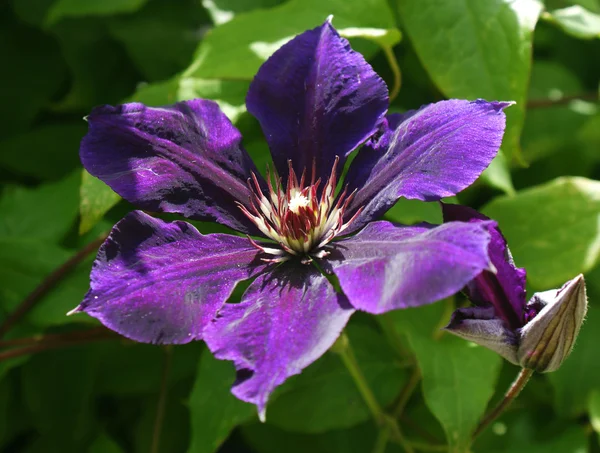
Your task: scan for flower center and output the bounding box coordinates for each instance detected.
[238,157,361,262]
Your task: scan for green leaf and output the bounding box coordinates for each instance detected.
[0,172,80,243]
[0,19,66,138]
[395,0,543,163]
[387,303,502,452]
[266,321,407,433]
[21,347,98,447]
[487,426,589,453]
[130,76,250,123]
[522,61,592,164]
[89,433,124,453]
[482,176,600,289]
[480,150,516,195]
[96,342,202,395]
[543,6,600,39]
[589,389,600,435]
[241,420,404,453]
[107,0,208,81]
[549,306,600,417]
[79,170,121,235]
[184,0,398,80]
[46,0,149,25]
[0,238,91,328]
[0,239,71,312]
[0,123,86,181]
[188,351,255,453]
[51,19,139,111]
[202,0,286,25]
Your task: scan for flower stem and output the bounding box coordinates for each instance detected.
[383,45,402,102]
[393,368,421,418]
[333,332,383,423]
[472,367,534,439]
[151,347,172,453]
[333,333,414,453]
[0,233,107,338]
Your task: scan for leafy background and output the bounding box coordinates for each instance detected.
[0,0,599,452]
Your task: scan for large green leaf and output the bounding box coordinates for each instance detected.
[89,433,124,453]
[188,352,255,453]
[79,170,120,235]
[543,5,600,39]
[589,389,600,438]
[0,123,86,181]
[549,306,600,417]
[0,18,66,138]
[241,420,404,453]
[396,0,543,164]
[265,321,407,433]
[21,347,98,449]
[483,176,600,289]
[51,19,139,111]
[0,172,80,243]
[130,76,250,123]
[46,0,148,24]
[522,61,592,164]
[185,0,399,80]
[107,0,208,81]
[202,0,285,25]
[387,303,502,452]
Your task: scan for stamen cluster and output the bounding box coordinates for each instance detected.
[238,157,360,262]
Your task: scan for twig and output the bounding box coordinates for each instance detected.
[527,93,598,109]
[0,234,107,338]
[0,326,110,349]
[151,347,172,453]
[472,367,534,439]
[0,328,118,362]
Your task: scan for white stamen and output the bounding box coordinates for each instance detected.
[288,192,310,214]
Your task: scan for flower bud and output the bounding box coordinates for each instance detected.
[518,274,587,372]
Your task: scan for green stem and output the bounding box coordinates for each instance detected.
[334,333,383,423]
[393,368,421,418]
[151,347,172,453]
[383,45,402,102]
[333,333,415,453]
[472,367,534,440]
[372,427,391,453]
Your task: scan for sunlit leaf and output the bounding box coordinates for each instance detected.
[483,176,600,289]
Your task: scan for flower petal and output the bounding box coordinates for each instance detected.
[442,203,527,329]
[70,211,267,344]
[444,306,519,365]
[80,100,262,234]
[203,263,354,420]
[344,100,511,231]
[326,220,494,314]
[246,19,388,183]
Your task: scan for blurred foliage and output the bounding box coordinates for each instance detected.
[0,0,599,452]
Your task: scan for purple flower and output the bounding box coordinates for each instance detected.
[443,204,588,372]
[70,19,511,418]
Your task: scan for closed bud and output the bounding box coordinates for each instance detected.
[518,274,587,372]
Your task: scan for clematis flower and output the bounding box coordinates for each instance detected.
[443,203,588,372]
[70,19,511,418]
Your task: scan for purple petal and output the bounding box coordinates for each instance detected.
[246,19,388,183]
[80,100,262,234]
[204,263,354,420]
[444,306,519,365]
[344,100,511,231]
[326,220,494,314]
[70,211,267,344]
[442,203,527,329]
